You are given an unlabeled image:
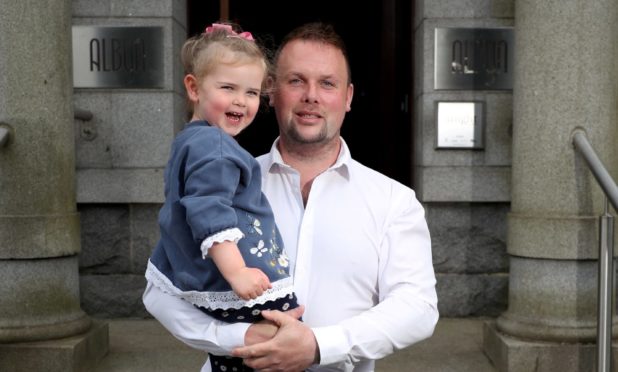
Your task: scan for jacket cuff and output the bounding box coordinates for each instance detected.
[200,228,244,258]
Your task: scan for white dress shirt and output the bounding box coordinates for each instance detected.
[143,138,439,372]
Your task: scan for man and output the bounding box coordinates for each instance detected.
[143,22,438,372]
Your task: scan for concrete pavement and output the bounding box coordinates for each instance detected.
[93,317,497,372]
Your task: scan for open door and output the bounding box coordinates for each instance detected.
[187,0,414,186]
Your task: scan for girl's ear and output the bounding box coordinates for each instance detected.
[184,74,199,103]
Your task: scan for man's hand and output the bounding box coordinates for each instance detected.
[245,305,305,346]
[233,307,318,372]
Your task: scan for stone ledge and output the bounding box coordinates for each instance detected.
[77,168,164,203]
[508,213,601,259]
[416,166,511,202]
[483,320,617,372]
[0,213,80,259]
[0,320,109,372]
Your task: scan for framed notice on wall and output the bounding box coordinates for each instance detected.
[72,26,164,89]
[436,101,485,149]
[434,27,513,90]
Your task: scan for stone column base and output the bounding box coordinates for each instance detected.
[483,320,617,372]
[0,320,109,372]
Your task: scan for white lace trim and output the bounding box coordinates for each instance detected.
[145,260,295,310]
[200,228,244,258]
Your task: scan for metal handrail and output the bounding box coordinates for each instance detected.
[571,129,617,372]
[573,131,618,210]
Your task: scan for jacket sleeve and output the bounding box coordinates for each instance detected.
[179,133,246,243]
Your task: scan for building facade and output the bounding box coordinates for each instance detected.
[1,0,617,371]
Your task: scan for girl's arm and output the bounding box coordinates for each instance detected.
[209,240,271,300]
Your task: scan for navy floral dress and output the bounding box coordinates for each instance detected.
[146,120,299,371]
[146,121,298,371]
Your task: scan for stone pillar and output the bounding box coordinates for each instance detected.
[484,0,618,371]
[72,0,187,318]
[0,0,108,370]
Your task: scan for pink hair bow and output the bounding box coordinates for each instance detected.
[204,23,254,41]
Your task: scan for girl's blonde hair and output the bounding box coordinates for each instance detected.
[181,23,270,86]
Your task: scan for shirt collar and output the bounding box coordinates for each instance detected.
[265,137,351,179]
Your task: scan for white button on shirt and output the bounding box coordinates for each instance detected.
[143,138,438,372]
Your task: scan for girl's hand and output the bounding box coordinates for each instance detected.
[228,267,271,300]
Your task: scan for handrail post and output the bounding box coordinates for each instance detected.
[597,197,614,372]
[572,131,618,371]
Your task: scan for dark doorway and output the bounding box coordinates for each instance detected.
[187,0,414,186]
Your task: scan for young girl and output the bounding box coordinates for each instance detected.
[145,23,299,371]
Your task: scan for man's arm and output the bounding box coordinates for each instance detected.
[143,282,303,353]
[142,281,250,354]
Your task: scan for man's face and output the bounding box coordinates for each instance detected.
[270,40,353,146]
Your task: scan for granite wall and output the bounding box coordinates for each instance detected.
[414,0,514,317]
[72,0,186,318]
[75,0,514,318]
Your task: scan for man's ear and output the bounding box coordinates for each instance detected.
[345,83,354,112]
[266,76,275,107]
[184,74,199,103]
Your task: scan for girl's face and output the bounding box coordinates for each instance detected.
[185,61,265,137]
